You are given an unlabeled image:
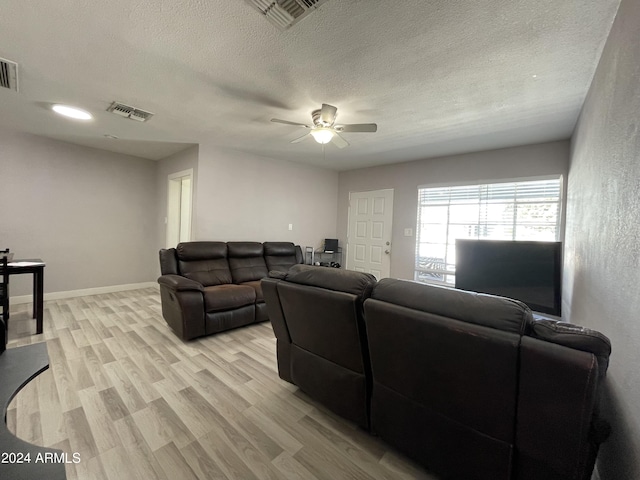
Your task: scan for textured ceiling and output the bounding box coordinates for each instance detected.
[0,0,620,170]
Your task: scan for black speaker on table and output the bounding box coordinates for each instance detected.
[324,238,338,253]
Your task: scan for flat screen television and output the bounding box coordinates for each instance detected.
[455,239,562,316]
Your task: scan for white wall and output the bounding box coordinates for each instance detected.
[338,141,569,280]
[196,144,339,249]
[0,131,337,297]
[0,129,158,296]
[564,0,640,477]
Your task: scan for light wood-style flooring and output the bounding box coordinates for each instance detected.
[6,288,438,480]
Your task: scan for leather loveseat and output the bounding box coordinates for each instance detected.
[262,267,611,480]
[158,241,302,340]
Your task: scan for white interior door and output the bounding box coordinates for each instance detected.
[346,189,394,279]
[166,169,193,248]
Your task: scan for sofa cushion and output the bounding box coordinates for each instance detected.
[264,242,299,272]
[228,242,269,283]
[203,284,256,312]
[177,242,232,286]
[241,280,264,302]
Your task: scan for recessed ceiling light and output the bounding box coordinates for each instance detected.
[52,104,93,120]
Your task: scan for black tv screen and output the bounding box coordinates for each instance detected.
[455,239,562,316]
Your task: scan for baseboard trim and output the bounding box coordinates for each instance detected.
[10,282,158,305]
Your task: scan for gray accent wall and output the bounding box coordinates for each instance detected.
[0,129,158,296]
[564,0,640,478]
[338,141,569,280]
[196,143,339,249]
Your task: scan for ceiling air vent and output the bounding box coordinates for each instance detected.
[0,58,18,92]
[107,101,154,122]
[246,0,329,30]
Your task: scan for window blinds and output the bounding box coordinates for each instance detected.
[415,177,562,285]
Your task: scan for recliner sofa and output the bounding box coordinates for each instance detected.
[158,241,302,340]
[262,265,376,428]
[263,266,611,480]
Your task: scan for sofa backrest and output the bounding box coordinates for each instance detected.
[370,277,532,334]
[263,242,303,272]
[364,278,533,479]
[278,265,376,372]
[228,242,269,283]
[176,241,232,286]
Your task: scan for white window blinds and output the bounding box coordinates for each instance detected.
[415,177,562,285]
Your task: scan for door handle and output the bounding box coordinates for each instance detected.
[385,250,390,254]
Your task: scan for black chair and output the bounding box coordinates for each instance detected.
[0,249,10,327]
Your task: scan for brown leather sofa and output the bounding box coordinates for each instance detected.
[263,269,611,480]
[158,241,302,340]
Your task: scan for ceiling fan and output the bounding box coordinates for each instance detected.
[271,103,377,148]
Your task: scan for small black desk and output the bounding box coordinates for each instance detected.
[6,259,46,335]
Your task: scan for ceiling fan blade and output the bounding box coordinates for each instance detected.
[290,132,311,144]
[335,123,378,133]
[331,132,349,149]
[320,104,338,125]
[271,118,311,128]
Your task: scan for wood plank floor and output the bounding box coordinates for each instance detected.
[5,288,438,480]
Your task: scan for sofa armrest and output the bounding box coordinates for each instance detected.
[158,274,204,292]
[268,270,288,280]
[262,278,288,341]
[516,335,605,479]
[528,319,611,377]
[262,277,293,383]
[157,274,205,340]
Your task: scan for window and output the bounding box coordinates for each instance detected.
[415,177,562,285]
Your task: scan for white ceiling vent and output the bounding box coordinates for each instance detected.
[246,0,329,30]
[0,58,18,92]
[107,101,154,122]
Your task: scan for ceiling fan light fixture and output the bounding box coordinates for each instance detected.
[272,103,377,149]
[311,127,334,144]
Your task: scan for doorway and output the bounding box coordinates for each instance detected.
[166,169,193,248]
[346,189,394,279]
